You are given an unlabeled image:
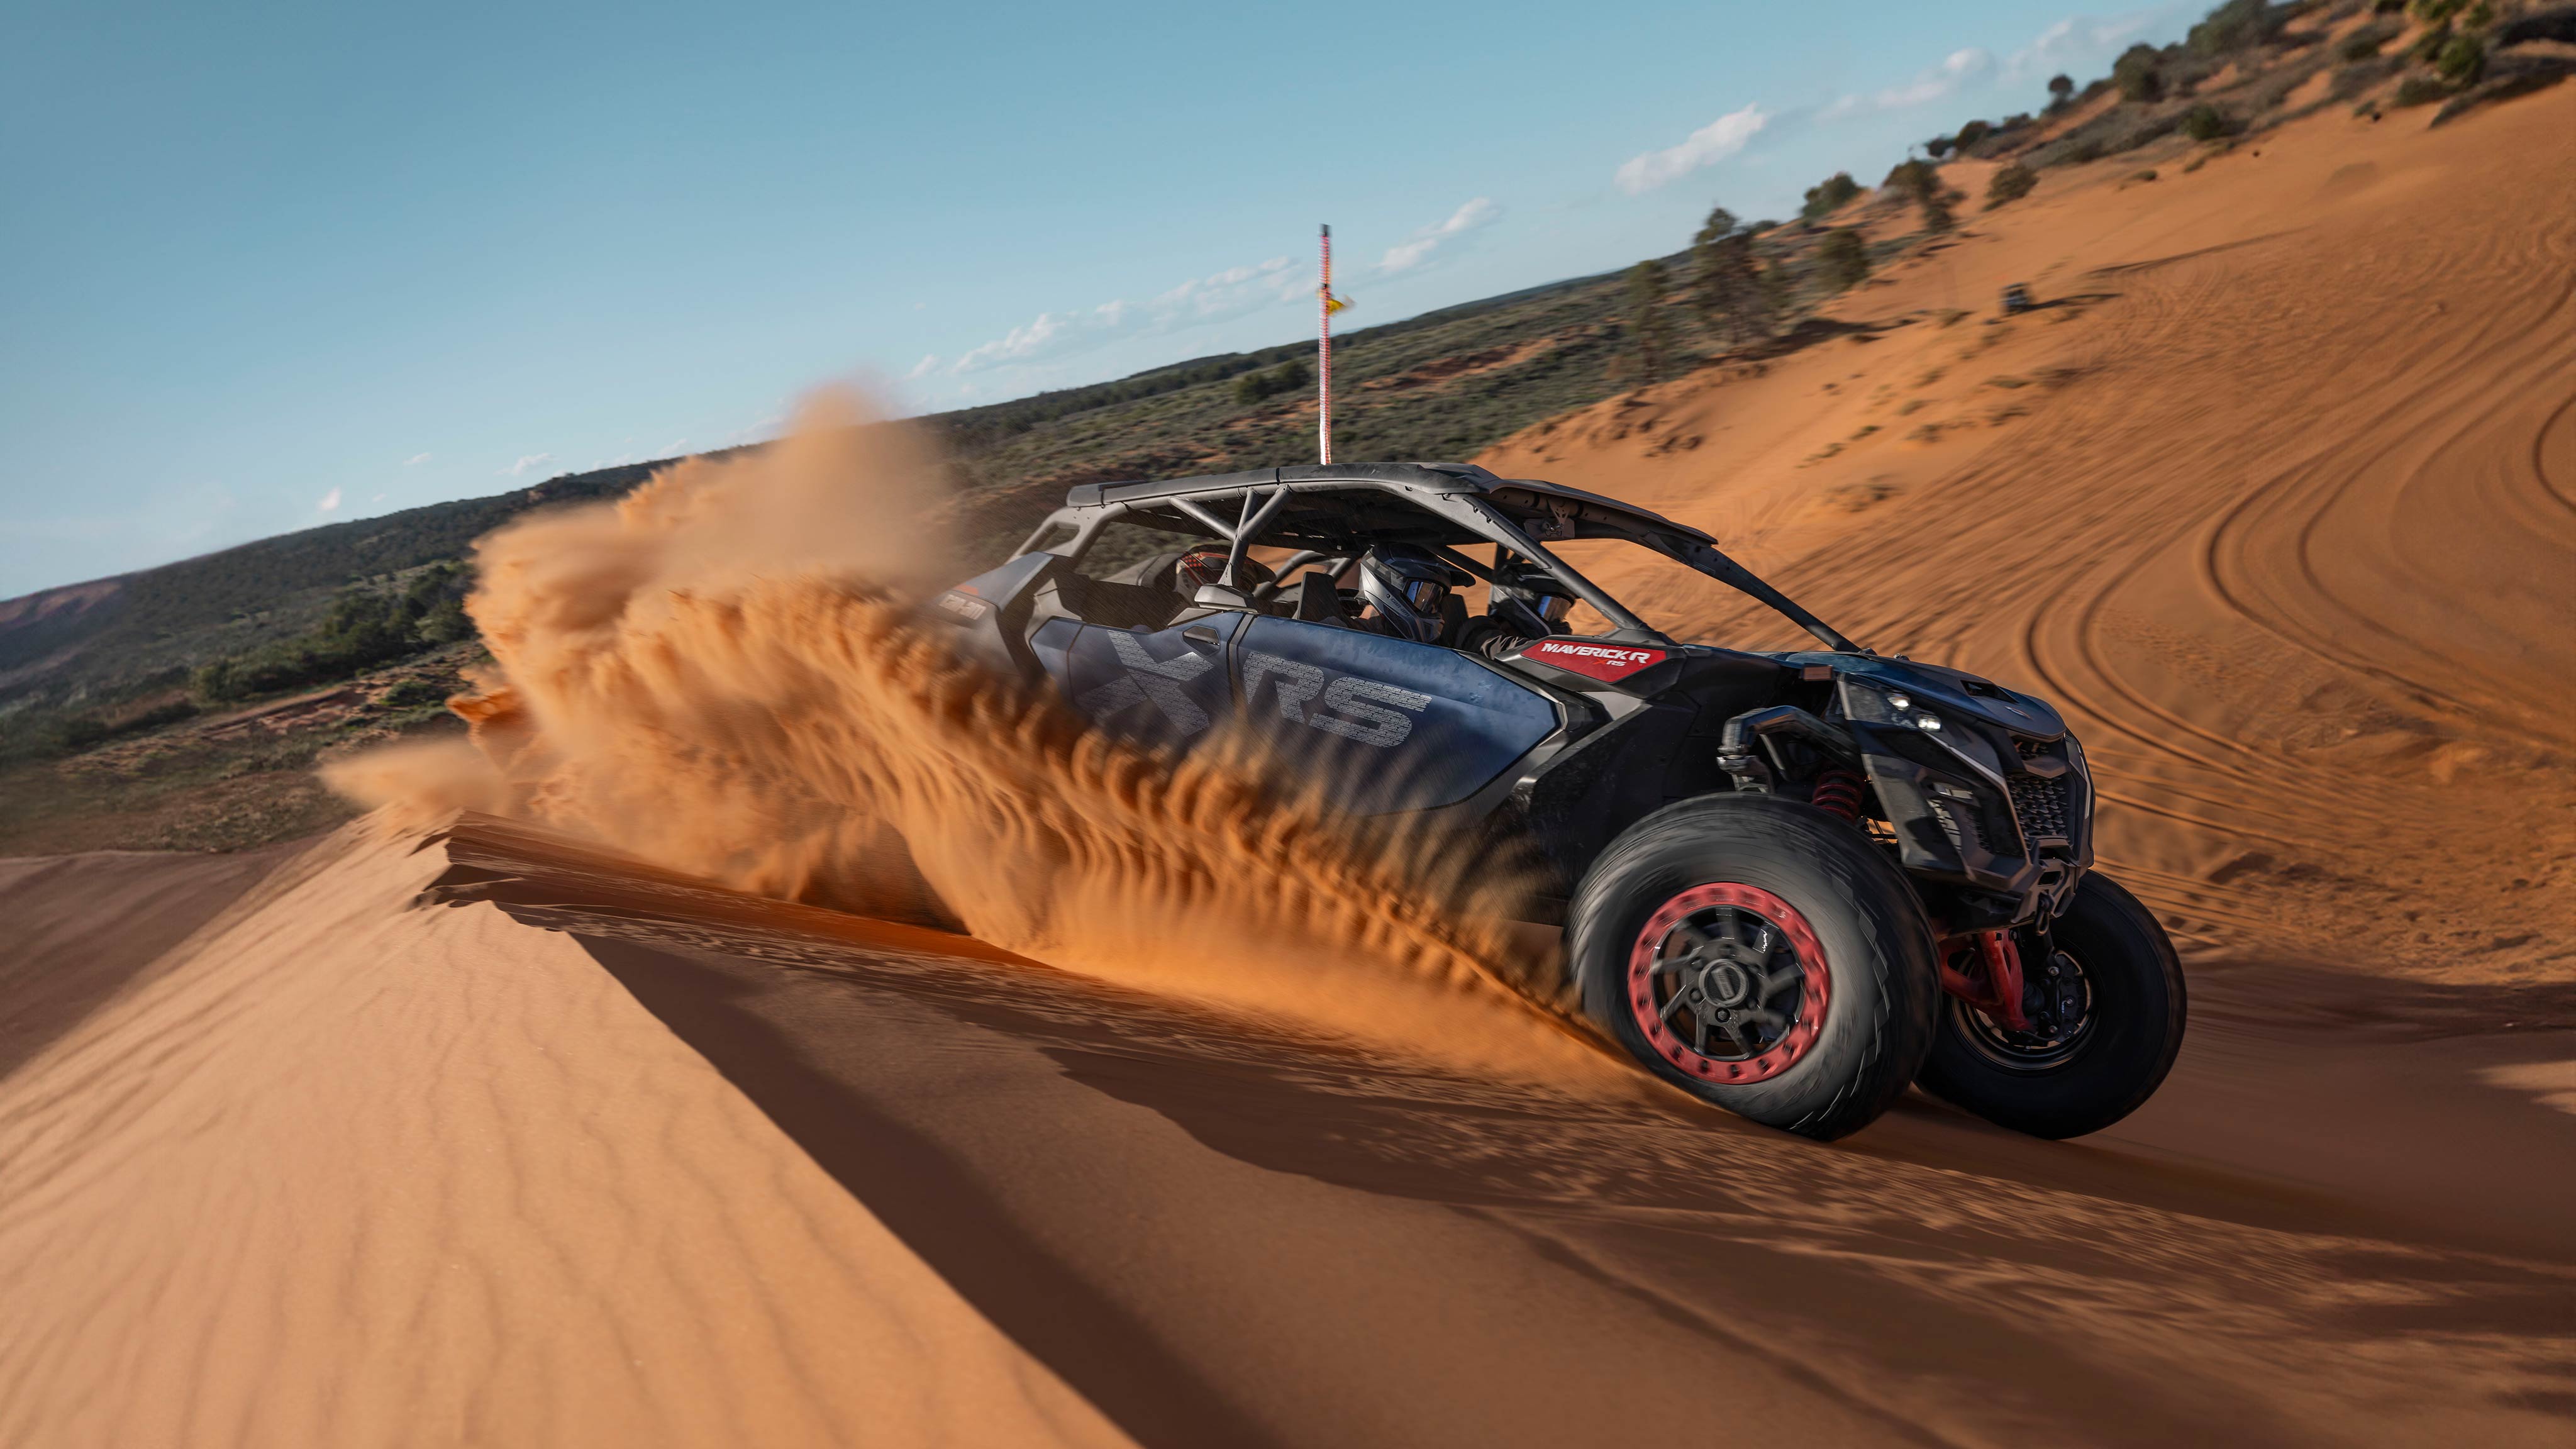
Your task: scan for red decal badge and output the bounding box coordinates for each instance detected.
[1522,638,1667,682]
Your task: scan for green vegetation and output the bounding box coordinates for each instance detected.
[1621,260,1675,385]
[2339,23,2396,60]
[2433,31,2486,84]
[2188,0,2287,56]
[2180,103,2233,141]
[1816,229,1871,292]
[2114,43,2166,102]
[1231,358,1311,404]
[1690,207,1775,346]
[1800,172,1861,220]
[2047,73,2076,108]
[193,564,472,704]
[1888,159,1955,235]
[1985,162,2039,209]
[2392,74,2455,105]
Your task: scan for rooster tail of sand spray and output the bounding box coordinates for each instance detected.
[325,390,1597,1070]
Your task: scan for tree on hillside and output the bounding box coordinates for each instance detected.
[2113,43,2165,101]
[1890,159,1955,235]
[1621,260,1674,386]
[1816,230,1870,293]
[2047,73,2076,108]
[1691,206,1777,347]
[1801,171,1862,221]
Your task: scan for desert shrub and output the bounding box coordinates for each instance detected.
[2391,74,2452,105]
[1985,163,2039,208]
[53,716,110,751]
[193,563,475,704]
[2409,0,2465,19]
[2432,31,2485,83]
[1924,135,1955,158]
[380,679,452,709]
[1816,229,1871,292]
[2047,74,2076,108]
[1801,172,1862,219]
[2189,0,2287,56]
[2114,43,2167,101]
[1888,160,1956,234]
[2339,28,2388,60]
[1955,119,1993,149]
[2181,103,2233,140]
[1231,358,1311,404]
[2411,21,2453,62]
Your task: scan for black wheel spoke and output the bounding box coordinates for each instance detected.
[1692,1013,1711,1055]
[1660,989,1694,1023]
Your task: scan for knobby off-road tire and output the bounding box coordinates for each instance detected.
[1918,872,2185,1140]
[1570,794,1940,1141]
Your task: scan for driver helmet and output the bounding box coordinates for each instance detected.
[1174,545,1274,596]
[1489,560,1576,636]
[1355,543,1470,643]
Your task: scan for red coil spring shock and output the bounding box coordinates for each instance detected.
[1809,768,1864,821]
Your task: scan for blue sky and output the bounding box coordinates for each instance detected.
[0,0,2198,597]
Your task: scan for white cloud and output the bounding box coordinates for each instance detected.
[945,254,1311,377]
[316,487,342,514]
[402,452,431,466]
[501,453,553,477]
[906,353,940,379]
[2006,4,2192,79]
[1819,48,1995,119]
[659,438,690,456]
[1377,197,1502,274]
[1614,104,1769,196]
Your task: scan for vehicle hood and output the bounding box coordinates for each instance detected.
[1780,652,2070,740]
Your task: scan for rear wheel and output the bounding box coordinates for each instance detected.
[1570,795,1940,1141]
[1918,872,2185,1138]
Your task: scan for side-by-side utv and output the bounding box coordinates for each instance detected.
[926,462,2184,1141]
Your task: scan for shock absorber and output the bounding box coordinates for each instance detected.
[1809,768,1864,821]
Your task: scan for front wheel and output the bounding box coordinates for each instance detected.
[1570,794,1940,1141]
[1918,872,2186,1138]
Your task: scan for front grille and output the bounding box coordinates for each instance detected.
[2007,772,2070,842]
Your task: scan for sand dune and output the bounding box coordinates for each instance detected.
[9,815,2567,1447]
[3,84,2572,1449]
[0,824,1135,1448]
[1480,89,2576,987]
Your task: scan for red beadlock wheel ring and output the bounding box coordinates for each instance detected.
[1626,882,1831,1084]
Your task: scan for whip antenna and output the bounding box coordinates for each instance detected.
[1318,225,1333,464]
[1317,224,1351,465]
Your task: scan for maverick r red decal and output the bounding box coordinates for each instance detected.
[1522,638,1667,682]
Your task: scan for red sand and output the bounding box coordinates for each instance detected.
[3,84,2572,1449]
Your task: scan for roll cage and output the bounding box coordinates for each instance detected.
[1008,462,1862,654]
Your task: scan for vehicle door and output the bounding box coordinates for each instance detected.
[1032,611,1248,754]
[1231,615,1560,812]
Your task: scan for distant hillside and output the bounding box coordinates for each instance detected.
[0,257,1698,728]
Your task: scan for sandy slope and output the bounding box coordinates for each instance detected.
[5,85,2573,1449]
[16,814,2557,1448]
[1482,89,2576,987]
[0,823,1135,1449]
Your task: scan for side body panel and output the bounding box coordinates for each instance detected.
[1035,613,1246,752]
[1231,617,1560,812]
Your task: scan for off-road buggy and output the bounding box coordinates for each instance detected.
[928,462,2184,1141]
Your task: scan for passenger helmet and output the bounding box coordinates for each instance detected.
[1355,543,1470,643]
[1489,560,1577,638]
